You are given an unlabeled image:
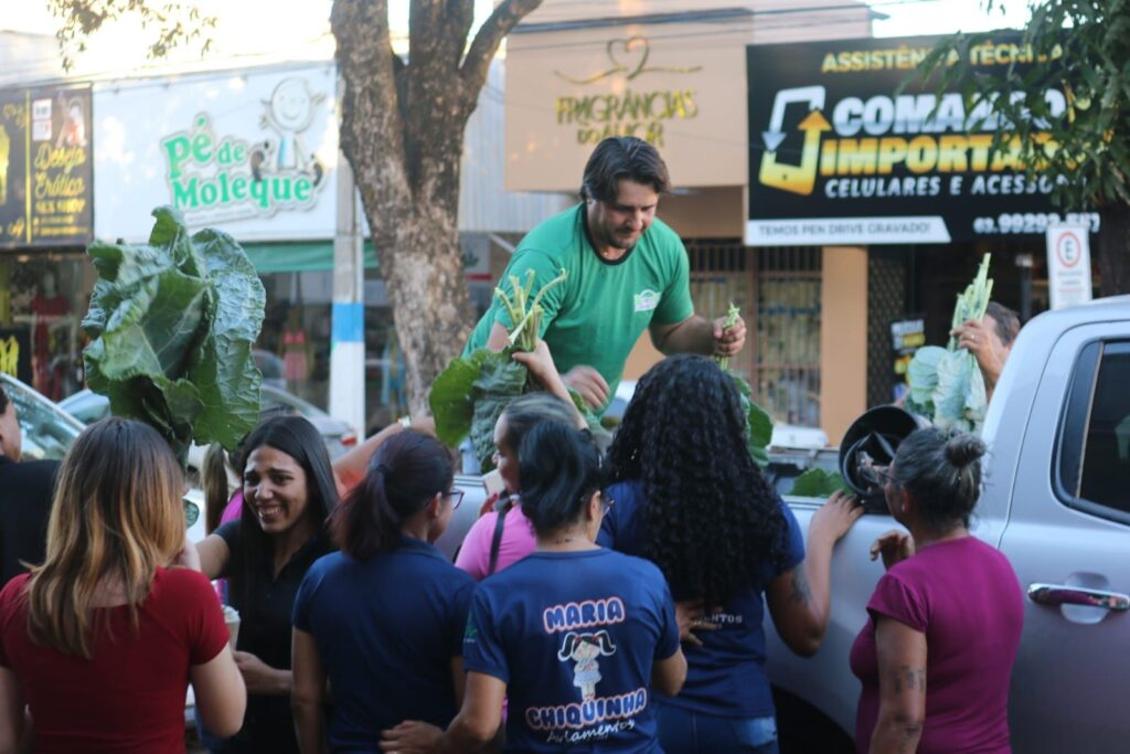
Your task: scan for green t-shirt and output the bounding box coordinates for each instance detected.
[464,204,693,410]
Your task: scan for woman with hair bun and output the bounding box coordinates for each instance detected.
[852,428,1023,754]
[291,430,473,754]
[382,420,687,754]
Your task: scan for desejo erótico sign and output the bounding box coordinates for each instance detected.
[745,34,1100,246]
[160,77,328,224]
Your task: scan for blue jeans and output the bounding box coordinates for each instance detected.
[656,703,779,754]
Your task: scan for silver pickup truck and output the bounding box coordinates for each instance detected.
[443,295,1130,753]
[768,295,1130,753]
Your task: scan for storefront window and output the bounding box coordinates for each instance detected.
[0,254,91,401]
[256,271,332,409]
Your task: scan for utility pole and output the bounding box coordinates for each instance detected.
[328,150,365,437]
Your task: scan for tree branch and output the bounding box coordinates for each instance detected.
[459,0,543,106]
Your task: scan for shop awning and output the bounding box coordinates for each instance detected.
[243,241,379,274]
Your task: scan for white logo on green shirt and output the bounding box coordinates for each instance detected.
[633,289,660,313]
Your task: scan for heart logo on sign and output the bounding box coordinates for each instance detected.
[607,37,651,80]
[554,36,703,85]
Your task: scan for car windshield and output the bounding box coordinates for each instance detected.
[3,380,82,461]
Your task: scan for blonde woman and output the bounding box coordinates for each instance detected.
[0,418,245,753]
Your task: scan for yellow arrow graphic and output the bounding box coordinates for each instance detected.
[758,110,832,196]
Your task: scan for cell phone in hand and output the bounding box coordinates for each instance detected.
[482,468,505,497]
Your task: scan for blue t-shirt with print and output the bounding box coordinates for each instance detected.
[463,548,680,753]
[292,537,475,753]
[597,480,805,719]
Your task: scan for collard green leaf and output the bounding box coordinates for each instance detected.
[185,228,265,448]
[82,207,264,463]
[470,351,529,470]
[789,468,848,497]
[932,349,975,431]
[730,372,772,468]
[429,354,482,447]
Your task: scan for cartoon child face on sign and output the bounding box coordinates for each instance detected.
[557,631,617,702]
[269,79,318,132]
[261,77,325,174]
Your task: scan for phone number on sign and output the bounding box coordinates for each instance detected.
[973,212,1101,235]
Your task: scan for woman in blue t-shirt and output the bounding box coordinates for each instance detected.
[383,421,687,753]
[291,430,474,754]
[600,355,862,754]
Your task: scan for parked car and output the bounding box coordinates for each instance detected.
[60,385,357,459]
[0,374,207,543]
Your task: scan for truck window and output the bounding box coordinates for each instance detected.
[1079,344,1130,511]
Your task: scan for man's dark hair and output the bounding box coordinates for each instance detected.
[0,385,8,415]
[579,137,670,203]
[985,301,1020,346]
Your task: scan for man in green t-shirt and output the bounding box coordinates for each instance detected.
[465,137,746,413]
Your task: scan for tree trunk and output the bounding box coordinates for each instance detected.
[332,0,543,415]
[383,204,472,417]
[1097,203,1130,297]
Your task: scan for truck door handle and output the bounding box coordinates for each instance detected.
[1027,583,1130,611]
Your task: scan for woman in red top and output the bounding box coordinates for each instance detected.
[0,418,246,753]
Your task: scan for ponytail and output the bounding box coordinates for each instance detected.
[331,431,453,560]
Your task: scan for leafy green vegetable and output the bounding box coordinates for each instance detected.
[495,268,568,352]
[82,207,265,463]
[716,302,741,372]
[715,304,772,467]
[905,254,992,432]
[731,371,772,467]
[788,468,848,497]
[430,268,607,470]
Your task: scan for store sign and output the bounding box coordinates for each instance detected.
[161,78,327,225]
[0,85,93,248]
[94,66,338,242]
[1046,224,1093,310]
[506,21,747,191]
[746,35,1099,246]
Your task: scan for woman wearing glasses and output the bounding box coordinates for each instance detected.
[292,430,475,754]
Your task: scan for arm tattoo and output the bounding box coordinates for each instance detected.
[889,665,926,694]
[789,568,812,605]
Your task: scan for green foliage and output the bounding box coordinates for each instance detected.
[715,302,742,372]
[494,268,568,352]
[905,254,992,432]
[48,0,217,71]
[789,468,848,497]
[730,370,772,468]
[429,267,606,470]
[715,305,772,466]
[919,1,1130,212]
[82,207,265,464]
[428,346,606,470]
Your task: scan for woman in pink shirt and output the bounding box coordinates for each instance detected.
[851,428,1023,754]
[455,391,581,580]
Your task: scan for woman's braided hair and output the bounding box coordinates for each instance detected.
[607,355,789,606]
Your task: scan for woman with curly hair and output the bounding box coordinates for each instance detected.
[601,355,861,754]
